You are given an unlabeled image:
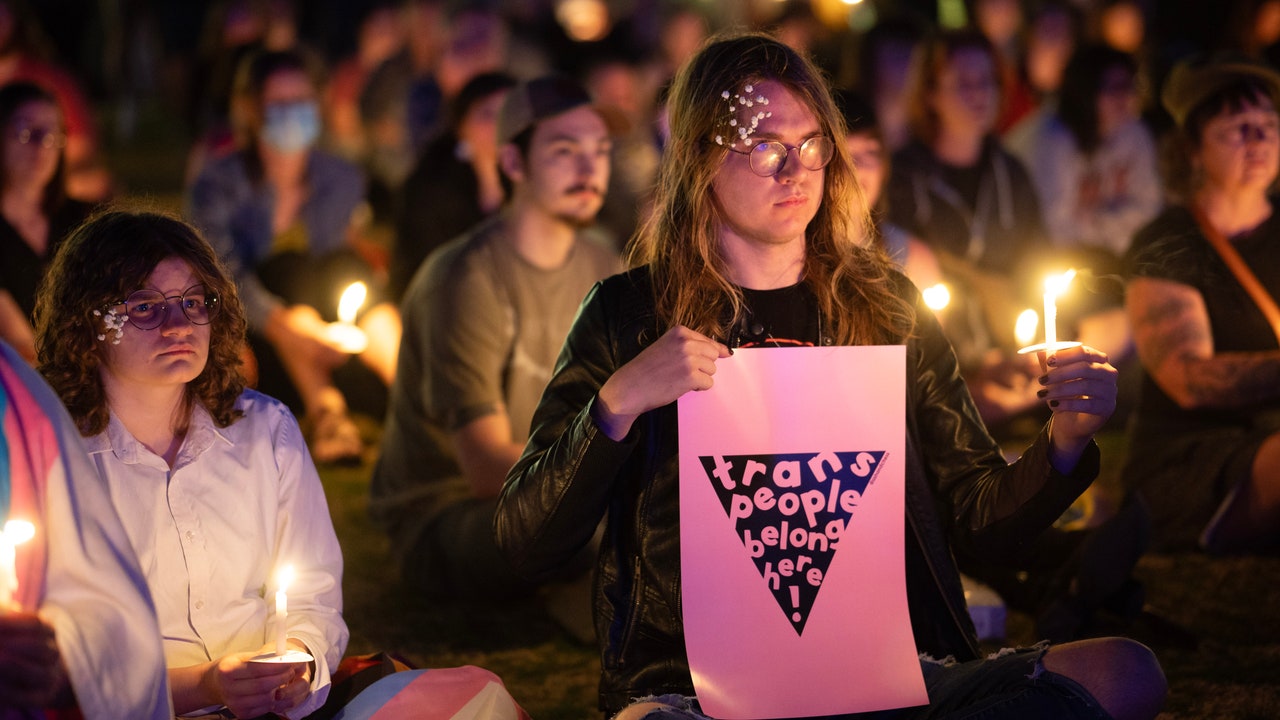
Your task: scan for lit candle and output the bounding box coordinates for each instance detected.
[1043,270,1076,352]
[0,520,35,610]
[275,565,295,656]
[921,283,951,312]
[1015,309,1039,348]
[325,282,369,354]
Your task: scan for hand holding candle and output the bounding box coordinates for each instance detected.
[324,282,369,354]
[0,519,35,611]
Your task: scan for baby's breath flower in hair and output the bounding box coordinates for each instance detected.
[93,308,128,345]
[714,82,772,148]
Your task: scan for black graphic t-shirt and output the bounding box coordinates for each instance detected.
[736,283,821,348]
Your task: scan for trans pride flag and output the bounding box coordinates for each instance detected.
[330,666,530,720]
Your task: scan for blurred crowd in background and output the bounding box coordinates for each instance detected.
[1,0,1278,456]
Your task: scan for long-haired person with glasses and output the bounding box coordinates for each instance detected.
[33,210,350,718]
[496,33,1166,719]
[0,81,93,364]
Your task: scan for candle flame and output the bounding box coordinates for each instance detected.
[337,282,368,325]
[2,520,34,545]
[555,0,610,42]
[921,283,951,311]
[1044,269,1077,299]
[277,564,295,593]
[1015,309,1040,346]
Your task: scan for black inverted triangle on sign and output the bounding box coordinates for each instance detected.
[698,450,886,635]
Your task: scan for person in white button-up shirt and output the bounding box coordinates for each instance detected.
[34,211,348,719]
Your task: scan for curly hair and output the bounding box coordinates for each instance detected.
[34,209,247,436]
[628,31,915,346]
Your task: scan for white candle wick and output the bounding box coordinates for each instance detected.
[1043,270,1076,352]
[275,565,295,656]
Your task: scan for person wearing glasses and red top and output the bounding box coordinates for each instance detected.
[0,82,93,363]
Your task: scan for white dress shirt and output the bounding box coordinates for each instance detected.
[84,389,348,719]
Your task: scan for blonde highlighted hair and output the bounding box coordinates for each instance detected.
[628,31,914,345]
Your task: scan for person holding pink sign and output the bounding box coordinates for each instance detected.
[496,32,1166,720]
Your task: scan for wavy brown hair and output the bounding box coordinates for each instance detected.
[34,210,248,436]
[628,31,914,345]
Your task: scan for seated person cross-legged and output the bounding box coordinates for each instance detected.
[495,33,1167,720]
[1123,55,1280,554]
[371,75,622,635]
[186,47,401,465]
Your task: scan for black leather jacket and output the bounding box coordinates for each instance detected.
[495,267,1097,714]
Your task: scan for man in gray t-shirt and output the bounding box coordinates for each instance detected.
[371,76,623,604]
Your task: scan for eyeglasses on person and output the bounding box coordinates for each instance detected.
[1211,119,1280,147]
[109,285,220,330]
[10,126,67,150]
[725,135,835,177]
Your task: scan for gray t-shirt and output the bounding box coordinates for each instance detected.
[371,212,620,535]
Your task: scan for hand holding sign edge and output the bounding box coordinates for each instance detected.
[595,325,731,441]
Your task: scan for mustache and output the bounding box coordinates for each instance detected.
[565,183,604,196]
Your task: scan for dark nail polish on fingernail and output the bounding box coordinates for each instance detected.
[1037,389,1048,398]
[1038,375,1049,385]
[1047,355,1058,367]
[1050,400,1059,408]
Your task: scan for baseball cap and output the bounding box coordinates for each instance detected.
[496,75,629,145]
[1162,54,1280,128]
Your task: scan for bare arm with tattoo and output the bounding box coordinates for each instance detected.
[1127,276,1280,408]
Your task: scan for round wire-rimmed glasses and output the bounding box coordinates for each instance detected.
[109,285,220,330]
[724,136,835,177]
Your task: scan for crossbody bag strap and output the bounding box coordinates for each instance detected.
[1189,203,1280,345]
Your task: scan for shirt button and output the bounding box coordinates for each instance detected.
[195,600,204,610]
[185,530,195,541]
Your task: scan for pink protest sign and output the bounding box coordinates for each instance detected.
[677,345,926,719]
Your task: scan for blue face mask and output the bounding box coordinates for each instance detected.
[262,101,320,153]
